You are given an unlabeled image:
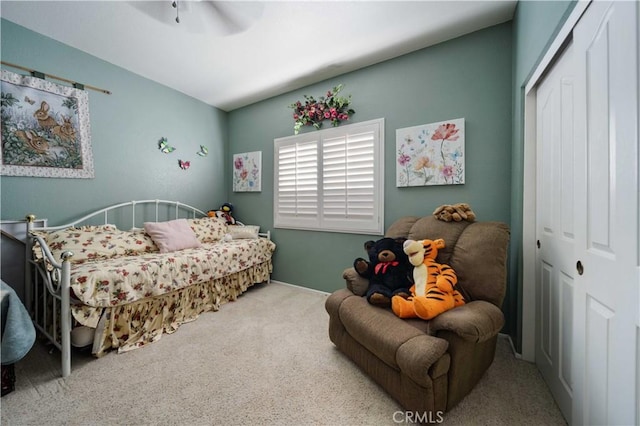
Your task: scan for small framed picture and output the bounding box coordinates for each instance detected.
[233,151,261,192]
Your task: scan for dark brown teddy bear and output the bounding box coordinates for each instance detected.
[353,237,412,307]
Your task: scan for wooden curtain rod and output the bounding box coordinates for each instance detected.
[1,61,112,95]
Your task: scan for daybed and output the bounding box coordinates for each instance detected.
[326,215,509,414]
[26,200,275,377]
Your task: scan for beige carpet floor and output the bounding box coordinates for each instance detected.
[1,282,567,425]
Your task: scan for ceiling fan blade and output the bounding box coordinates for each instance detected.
[206,1,264,36]
[128,1,175,25]
[129,1,263,36]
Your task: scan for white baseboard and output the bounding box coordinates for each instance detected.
[269,280,331,296]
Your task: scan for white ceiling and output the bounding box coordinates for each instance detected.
[1,1,517,111]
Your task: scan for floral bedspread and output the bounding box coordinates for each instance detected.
[69,238,276,308]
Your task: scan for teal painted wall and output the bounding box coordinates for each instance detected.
[2,3,579,350]
[0,19,228,225]
[509,0,576,351]
[228,23,514,298]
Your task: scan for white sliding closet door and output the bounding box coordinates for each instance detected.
[571,1,639,425]
[534,1,639,424]
[535,40,576,424]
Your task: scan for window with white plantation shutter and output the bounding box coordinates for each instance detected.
[274,118,384,235]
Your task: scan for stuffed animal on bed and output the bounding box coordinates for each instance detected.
[391,238,465,320]
[207,202,236,225]
[353,237,412,308]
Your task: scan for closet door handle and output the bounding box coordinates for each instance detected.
[537,240,541,249]
[576,260,584,275]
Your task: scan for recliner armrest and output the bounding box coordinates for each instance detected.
[342,267,369,296]
[325,287,357,318]
[428,300,504,343]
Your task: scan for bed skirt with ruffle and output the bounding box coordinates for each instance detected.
[86,260,272,356]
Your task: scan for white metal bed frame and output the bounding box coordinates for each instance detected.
[25,200,240,377]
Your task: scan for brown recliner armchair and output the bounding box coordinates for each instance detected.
[325,215,510,414]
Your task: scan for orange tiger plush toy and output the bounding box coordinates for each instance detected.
[391,238,465,320]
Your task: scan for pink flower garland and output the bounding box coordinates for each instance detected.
[289,84,355,134]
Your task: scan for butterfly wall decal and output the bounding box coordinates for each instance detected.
[196,145,208,157]
[158,137,176,154]
[178,159,190,170]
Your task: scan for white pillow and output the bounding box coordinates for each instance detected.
[227,225,260,240]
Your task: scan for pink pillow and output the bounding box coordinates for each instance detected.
[143,219,202,253]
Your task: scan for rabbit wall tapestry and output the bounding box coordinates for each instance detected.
[396,118,465,187]
[0,69,94,178]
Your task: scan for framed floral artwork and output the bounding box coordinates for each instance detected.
[233,151,261,192]
[1,69,94,178]
[396,118,465,187]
